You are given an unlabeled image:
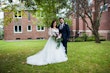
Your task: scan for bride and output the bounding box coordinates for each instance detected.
[26,20,68,66]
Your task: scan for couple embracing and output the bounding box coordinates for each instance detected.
[26,17,70,66]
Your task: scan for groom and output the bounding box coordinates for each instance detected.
[58,17,70,54]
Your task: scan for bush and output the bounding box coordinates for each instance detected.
[87,35,95,41]
[74,37,84,42]
[81,33,88,41]
[0,30,4,40]
[74,34,106,42]
[87,35,106,41]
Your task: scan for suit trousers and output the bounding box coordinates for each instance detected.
[62,39,67,54]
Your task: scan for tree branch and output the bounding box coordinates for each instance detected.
[79,13,93,32]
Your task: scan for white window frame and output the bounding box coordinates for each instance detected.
[36,25,45,31]
[14,25,22,33]
[14,11,22,18]
[27,25,32,32]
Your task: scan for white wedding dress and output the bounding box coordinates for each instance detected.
[26,28,68,66]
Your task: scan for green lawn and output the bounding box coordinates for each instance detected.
[0,40,110,73]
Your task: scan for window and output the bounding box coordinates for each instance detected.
[16,38,21,40]
[27,38,32,40]
[36,37,44,40]
[41,26,44,30]
[100,4,108,12]
[27,25,32,32]
[37,12,43,17]
[40,12,43,17]
[36,25,45,31]
[14,11,22,18]
[37,26,40,30]
[18,11,21,17]
[14,25,22,33]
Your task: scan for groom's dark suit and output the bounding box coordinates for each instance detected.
[58,23,70,54]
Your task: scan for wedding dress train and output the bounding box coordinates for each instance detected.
[26,28,68,66]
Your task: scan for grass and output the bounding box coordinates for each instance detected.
[0,40,110,73]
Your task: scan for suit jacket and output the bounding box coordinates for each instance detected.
[58,23,70,40]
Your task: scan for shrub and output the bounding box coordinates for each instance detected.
[74,37,84,42]
[87,35,95,41]
[81,32,88,41]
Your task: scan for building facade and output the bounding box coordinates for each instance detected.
[4,11,49,40]
[70,0,110,40]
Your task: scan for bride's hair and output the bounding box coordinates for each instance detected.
[51,20,57,28]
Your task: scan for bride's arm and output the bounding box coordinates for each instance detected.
[48,28,53,36]
[58,29,62,38]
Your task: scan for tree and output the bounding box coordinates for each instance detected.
[0,19,4,39]
[4,0,70,27]
[0,19,3,25]
[29,0,70,27]
[72,0,107,43]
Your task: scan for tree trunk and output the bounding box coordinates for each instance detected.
[92,0,100,43]
[75,0,79,38]
[92,30,101,43]
[75,17,79,38]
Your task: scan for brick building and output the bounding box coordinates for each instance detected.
[4,10,49,40]
[69,0,110,40]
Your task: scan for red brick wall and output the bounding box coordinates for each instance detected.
[4,11,49,40]
[72,11,110,40]
[100,11,110,30]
